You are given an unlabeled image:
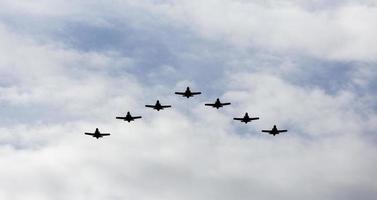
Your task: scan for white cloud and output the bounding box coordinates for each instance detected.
[0,24,141,122]
[0,1,376,200]
[3,0,377,61]
[224,72,371,136]
[162,0,377,61]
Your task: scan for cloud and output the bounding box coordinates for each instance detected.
[0,1,376,200]
[162,0,377,61]
[224,72,373,136]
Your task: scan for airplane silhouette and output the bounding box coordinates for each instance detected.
[233,112,259,123]
[205,98,231,109]
[85,128,110,139]
[145,100,172,111]
[175,87,201,98]
[262,125,287,136]
[116,111,142,122]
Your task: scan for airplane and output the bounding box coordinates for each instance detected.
[261,125,287,136]
[205,98,231,109]
[116,111,142,122]
[84,128,110,139]
[145,100,172,111]
[175,87,201,98]
[233,112,259,123]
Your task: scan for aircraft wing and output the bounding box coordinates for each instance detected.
[205,103,215,106]
[278,130,287,133]
[251,117,260,120]
[261,130,272,133]
[220,103,231,106]
[233,118,243,121]
[175,92,185,95]
[145,105,156,108]
[100,133,110,136]
[132,116,142,119]
[192,92,201,95]
[85,133,94,136]
[161,105,172,108]
[116,117,126,120]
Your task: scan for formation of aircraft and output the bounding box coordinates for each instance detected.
[85,86,288,138]
[85,128,110,139]
[116,112,142,122]
[233,112,259,123]
[145,100,172,111]
[205,98,231,109]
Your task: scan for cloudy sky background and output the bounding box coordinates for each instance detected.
[0,0,377,199]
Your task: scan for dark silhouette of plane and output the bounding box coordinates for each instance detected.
[262,125,287,136]
[85,128,110,139]
[145,100,172,111]
[233,112,259,123]
[175,87,201,98]
[116,111,142,122]
[205,98,231,109]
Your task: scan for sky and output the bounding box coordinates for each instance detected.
[0,0,376,199]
